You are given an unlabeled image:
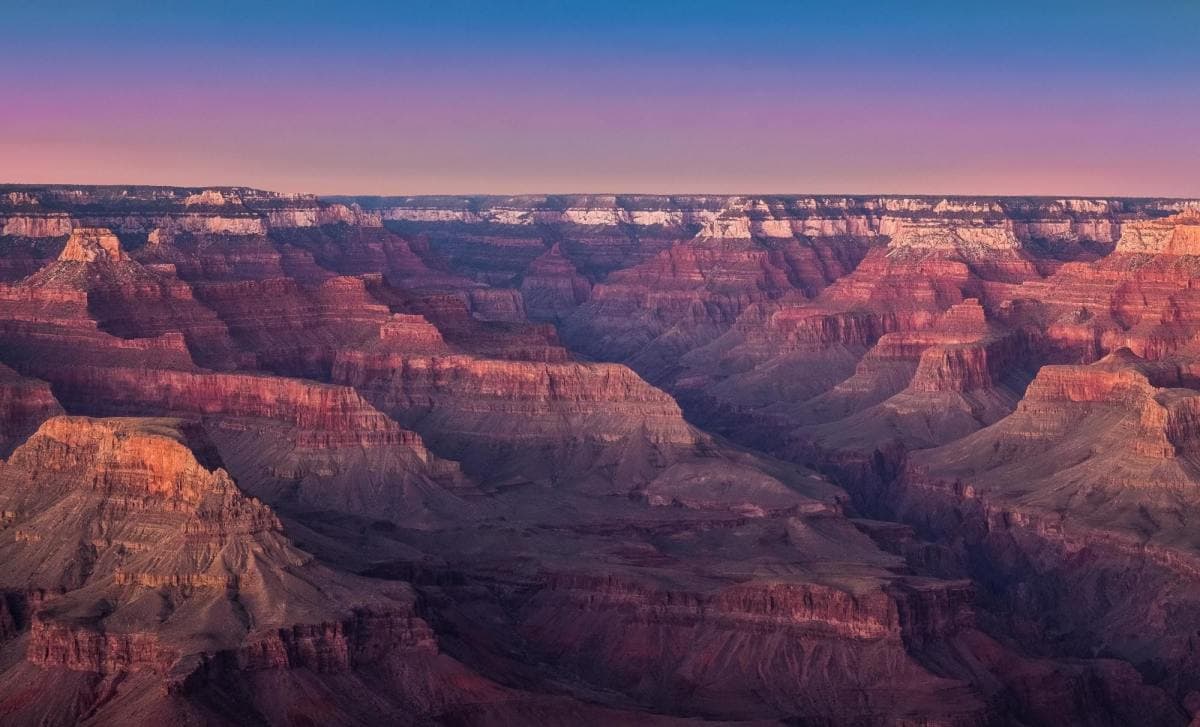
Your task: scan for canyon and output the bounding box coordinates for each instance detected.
[1,185,1199,725]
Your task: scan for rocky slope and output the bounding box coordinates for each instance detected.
[0,415,704,726]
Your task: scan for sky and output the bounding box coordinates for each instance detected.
[2,0,1199,196]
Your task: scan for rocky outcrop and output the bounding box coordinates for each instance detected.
[1115,209,1200,255]
[0,415,338,595]
[519,243,591,320]
[0,364,62,455]
[28,364,477,525]
[0,214,73,239]
[261,202,382,229]
[182,274,393,376]
[558,202,872,382]
[56,227,126,263]
[857,352,1200,710]
[0,417,285,570]
[1001,210,1200,362]
[3,234,243,371]
[498,571,989,723]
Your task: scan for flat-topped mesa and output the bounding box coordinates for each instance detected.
[1114,209,1200,255]
[757,253,974,352]
[867,299,992,356]
[0,413,462,720]
[1000,353,1200,458]
[377,313,450,353]
[935,298,990,333]
[780,300,1016,443]
[331,353,701,482]
[910,355,1200,536]
[52,367,425,446]
[57,227,126,262]
[909,355,1188,491]
[909,342,1005,394]
[41,366,479,524]
[466,287,528,322]
[1020,359,1160,406]
[332,354,693,441]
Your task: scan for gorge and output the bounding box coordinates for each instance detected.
[0,186,1199,725]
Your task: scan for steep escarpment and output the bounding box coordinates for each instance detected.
[669,218,1034,454]
[184,274,396,377]
[0,416,418,717]
[559,199,873,383]
[331,351,700,483]
[39,228,245,369]
[0,364,62,455]
[867,353,1200,714]
[44,367,477,526]
[1004,210,1200,362]
[778,299,1031,463]
[348,194,1180,390]
[0,416,679,726]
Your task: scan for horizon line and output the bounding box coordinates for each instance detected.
[4,181,1200,203]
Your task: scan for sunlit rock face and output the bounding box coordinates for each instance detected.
[56,227,126,262]
[1115,209,1200,255]
[0,185,1199,726]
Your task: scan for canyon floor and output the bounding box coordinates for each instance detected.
[1,186,1200,725]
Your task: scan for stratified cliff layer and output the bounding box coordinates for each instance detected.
[0,416,711,726]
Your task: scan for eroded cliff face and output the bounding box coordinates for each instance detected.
[884,353,1200,717]
[0,415,689,726]
[0,416,427,697]
[0,364,62,456]
[1115,209,1200,255]
[2,185,1200,725]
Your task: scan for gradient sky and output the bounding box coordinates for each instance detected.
[3,0,1199,196]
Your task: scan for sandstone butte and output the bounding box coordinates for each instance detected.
[1,186,1200,725]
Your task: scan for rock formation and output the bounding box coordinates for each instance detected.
[56,227,126,262]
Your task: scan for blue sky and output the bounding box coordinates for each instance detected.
[3,1,1198,195]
